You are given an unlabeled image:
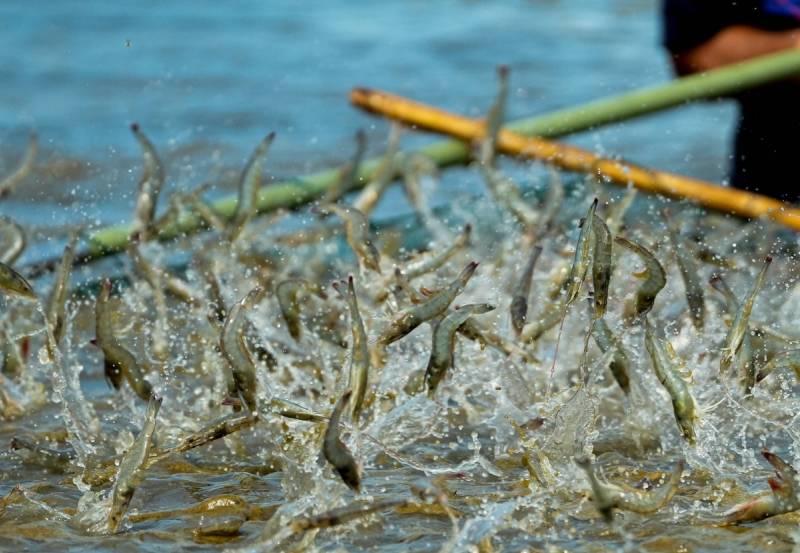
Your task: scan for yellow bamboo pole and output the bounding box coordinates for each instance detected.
[350,88,800,231]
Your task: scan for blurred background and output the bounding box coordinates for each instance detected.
[0,0,736,261]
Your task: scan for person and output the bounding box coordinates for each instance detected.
[662,1,800,200]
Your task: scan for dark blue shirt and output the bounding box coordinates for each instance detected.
[662,0,800,198]
[664,1,800,54]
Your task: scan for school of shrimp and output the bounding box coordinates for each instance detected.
[2,75,800,552]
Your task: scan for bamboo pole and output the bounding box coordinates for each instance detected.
[503,48,800,137]
[350,87,800,230]
[75,48,800,261]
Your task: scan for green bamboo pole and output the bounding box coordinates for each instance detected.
[505,47,800,137]
[84,48,800,259]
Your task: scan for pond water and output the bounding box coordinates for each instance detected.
[2,3,794,553]
[0,0,735,261]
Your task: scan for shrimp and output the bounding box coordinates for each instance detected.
[564,199,598,308]
[323,390,362,492]
[510,245,542,335]
[89,412,260,488]
[0,260,36,299]
[270,397,328,423]
[400,153,447,238]
[546,199,598,391]
[330,129,367,202]
[291,499,406,533]
[155,181,226,234]
[401,224,471,280]
[0,217,26,264]
[755,349,800,383]
[332,276,370,422]
[519,299,564,343]
[196,256,227,324]
[531,168,564,238]
[720,256,772,374]
[666,214,705,330]
[425,303,495,396]
[0,133,36,200]
[724,450,800,524]
[479,65,508,168]
[354,123,401,216]
[575,456,684,522]
[127,236,170,360]
[220,286,266,412]
[94,283,123,392]
[710,274,756,391]
[459,318,538,364]
[228,132,276,241]
[644,319,697,443]
[276,278,328,342]
[108,395,161,534]
[591,212,612,318]
[376,261,479,350]
[606,186,637,235]
[129,124,165,241]
[46,232,78,345]
[318,204,381,273]
[480,168,540,232]
[391,267,424,304]
[94,279,153,401]
[479,66,539,229]
[10,436,75,472]
[592,317,630,394]
[1,326,25,378]
[615,235,666,322]
[153,412,259,460]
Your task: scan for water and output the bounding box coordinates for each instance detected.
[3,2,796,552]
[0,0,735,262]
[2,179,800,551]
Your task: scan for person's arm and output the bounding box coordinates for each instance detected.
[673,25,800,75]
